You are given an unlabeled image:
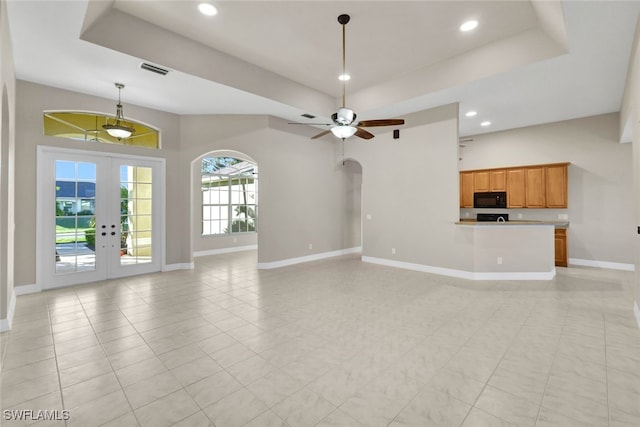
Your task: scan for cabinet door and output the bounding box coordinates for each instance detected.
[525,167,546,208]
[489,169,506,191]
[554,228,567,267]
[506,168,525,208]
[473,171,490,192]
[460,172,474,208]
[546,164,568,208]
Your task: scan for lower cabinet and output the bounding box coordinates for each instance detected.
[554,228,568,267]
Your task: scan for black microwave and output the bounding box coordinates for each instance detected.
[474,192,507,209]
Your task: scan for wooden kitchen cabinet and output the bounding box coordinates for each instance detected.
[506,168,526,208]
[554,228,568,267]
[525,166,546,208]
[546,164,568,208]
[473,170,490,192]
[460,162,569,209]
[460,171,474,208]
[489,169,506,191]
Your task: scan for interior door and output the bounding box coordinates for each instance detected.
[38,147,163,289]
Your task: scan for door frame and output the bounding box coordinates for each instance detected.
[36,146,166,290]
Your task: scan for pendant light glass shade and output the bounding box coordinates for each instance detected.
[331,125,357,139]
[103,83,135,139]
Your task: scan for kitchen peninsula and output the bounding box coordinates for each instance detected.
[455,220,560,280]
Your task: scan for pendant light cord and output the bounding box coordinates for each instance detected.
[342,22,346,108]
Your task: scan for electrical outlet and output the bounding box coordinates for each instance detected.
[308,243,313,250]
[558,214,569,220]
[391,248,396,255]
[517,213,523,219]
[497,257,503,265]
[233,237,237,243]
[366,214,372,220]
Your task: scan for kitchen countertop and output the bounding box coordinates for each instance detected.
[456,219,569,228]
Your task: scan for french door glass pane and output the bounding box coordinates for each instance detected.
[120,165,152,265]
[55,161,96,274]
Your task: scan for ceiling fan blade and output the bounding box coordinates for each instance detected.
[311,130,332,139]
[355,127,375,140]
[288,123,332,126]
[357,119,405,127]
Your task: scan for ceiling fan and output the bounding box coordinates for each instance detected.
[291,14,404,141]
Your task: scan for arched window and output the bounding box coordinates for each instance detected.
[201,156,257,235]
[43,111,159,148]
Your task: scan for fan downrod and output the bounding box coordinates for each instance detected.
[337,14,350,25]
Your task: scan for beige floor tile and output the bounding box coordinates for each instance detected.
[226,354,276,385]
[474,385,539,426]
[427,368,486,405]
[170,355,223,387]
[272,387,336,427]
[123,371,182,409]
[203,388,268,427]
[62,372,121,409]
[389,387,472,427]
[134,389,200,427]
[115,356,168,387]
[185,369,243,408]
[247,369,307,408]
[2,252,639,427]
[66,390,131,427]
[243,409,290,427]
[315,408,364,427]
[171,410,214,427]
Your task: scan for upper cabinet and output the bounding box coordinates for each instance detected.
[506,168,526,208]
[525,166,546,208]
[460,162,569,209]
[489,169,506,191]
[545,164,568,208]
[460,171,474,208]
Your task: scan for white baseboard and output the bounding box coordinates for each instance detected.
[194,245,258,258]
[362,256,556,281]
[162,262,195,272]
[0,290,16,332]
[257,247,362,270]
[634,301,640,331]
[569,258,635,271]
[14,284,41,296]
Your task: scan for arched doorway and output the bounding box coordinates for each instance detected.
[341,159,363,251]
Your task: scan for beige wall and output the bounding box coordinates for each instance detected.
[1,0,16,326]
[344,104,475,272]
[13,81,187,287]
[460,113,634,267]
[181,115,356,264]
[621,15,640,316]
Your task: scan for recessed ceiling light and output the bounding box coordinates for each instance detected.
[480,121,492,127]
[198,3,218,16]
[460,20,478,32]
[465,111,478,117]
[338,74,351,81]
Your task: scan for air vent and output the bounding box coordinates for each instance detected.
[140,62,170,76]
[301,113,316,119]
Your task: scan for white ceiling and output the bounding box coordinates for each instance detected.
[6,1,640,138]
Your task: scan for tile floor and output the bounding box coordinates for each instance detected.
[1,250,640,426]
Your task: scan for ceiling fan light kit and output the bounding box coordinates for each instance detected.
[331,125,357,139]
[103,83,135,139]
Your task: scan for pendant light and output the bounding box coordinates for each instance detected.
[103,83,135,139]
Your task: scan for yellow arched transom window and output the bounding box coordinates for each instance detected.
[43,111,159,149]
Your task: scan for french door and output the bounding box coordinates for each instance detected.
[37,147,164,289]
